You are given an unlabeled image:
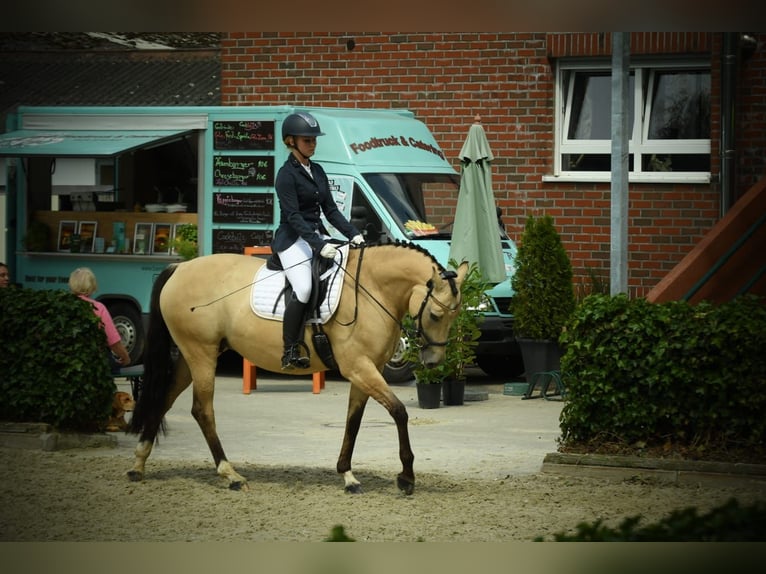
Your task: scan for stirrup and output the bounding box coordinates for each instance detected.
[281,345,310,370]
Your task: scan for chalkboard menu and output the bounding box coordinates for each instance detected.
[213,192,274,224]
[213,120,275,150]
[213,155,275,187]
[212,229,273,255]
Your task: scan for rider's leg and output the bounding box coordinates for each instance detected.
[281,292,310,369]
[278,240,313,370]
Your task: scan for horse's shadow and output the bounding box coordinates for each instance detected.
[141,460,454,494]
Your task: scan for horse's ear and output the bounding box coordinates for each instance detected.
[455,261,469,285]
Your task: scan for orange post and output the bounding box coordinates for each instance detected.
[241,246,325,395]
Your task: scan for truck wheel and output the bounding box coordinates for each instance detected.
[382,333,415,384]
[107,302,145,365]
[476,354,524,379]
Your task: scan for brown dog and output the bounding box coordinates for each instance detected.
[106,391,135,431]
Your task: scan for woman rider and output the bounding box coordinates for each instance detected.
[271,111,364,370]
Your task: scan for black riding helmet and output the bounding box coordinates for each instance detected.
[282,112,325,141]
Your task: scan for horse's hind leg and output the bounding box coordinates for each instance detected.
[188,358,248,491]
[128,357,193,482]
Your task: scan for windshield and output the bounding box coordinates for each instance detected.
[362,172,460,238]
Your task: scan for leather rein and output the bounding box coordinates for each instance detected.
[337,244,461,350]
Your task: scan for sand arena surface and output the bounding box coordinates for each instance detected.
[2,370,765,541]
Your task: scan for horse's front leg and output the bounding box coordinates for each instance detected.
[339,380,415,495]
[191,381,248,491]
[336,383,369,493]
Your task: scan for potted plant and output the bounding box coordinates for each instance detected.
[509,214,575,388]
[405,261,487,407]
[171,223,198,260]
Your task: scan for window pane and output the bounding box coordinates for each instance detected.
[642,153,710,172]
[562,153,634,172]
[567,72,634,140]
[648,70,710,139]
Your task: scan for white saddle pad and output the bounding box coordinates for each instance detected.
[249,245,348,323]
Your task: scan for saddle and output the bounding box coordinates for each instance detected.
[250,244,350,369]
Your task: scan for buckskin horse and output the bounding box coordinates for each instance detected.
[127,241,467,494]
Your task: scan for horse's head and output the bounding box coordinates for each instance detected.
[409,261,469,369]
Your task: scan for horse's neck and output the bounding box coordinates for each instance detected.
[352,245,433,311]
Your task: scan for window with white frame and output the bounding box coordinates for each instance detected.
[552,59,711,182]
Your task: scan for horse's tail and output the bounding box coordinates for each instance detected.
[127,264,178,438]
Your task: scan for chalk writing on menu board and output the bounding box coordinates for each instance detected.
[212,229,273,254]
[213,192,274,224]
[213,121,275,150]
[213,155,275,187]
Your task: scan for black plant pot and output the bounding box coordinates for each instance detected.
[416,382,442,409]
[517,338,562,387]
[442,378,466,406]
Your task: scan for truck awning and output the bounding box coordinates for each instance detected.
[0,129,192,158]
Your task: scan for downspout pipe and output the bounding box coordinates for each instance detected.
[720,33,738,217]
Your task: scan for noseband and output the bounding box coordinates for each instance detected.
[413,270,460,350]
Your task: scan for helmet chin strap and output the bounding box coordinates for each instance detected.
[288,138,312,162]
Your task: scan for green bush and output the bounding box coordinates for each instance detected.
[0,287,116,430]
[509,214,575,341]
[559,293,766,453]
[536,498,766,541]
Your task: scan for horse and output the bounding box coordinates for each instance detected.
[127,241,468,494]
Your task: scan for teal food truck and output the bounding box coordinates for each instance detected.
[1,105,521,381]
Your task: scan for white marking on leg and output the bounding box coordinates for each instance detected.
[129,440,153,479]
[217,460,248,490]
[343,470,362,492]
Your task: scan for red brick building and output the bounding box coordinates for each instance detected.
[219,32,766,298]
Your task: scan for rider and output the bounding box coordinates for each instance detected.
[272,111,365,370]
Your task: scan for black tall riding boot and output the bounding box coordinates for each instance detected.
[282,294,310,370]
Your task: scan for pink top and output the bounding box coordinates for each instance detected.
[78,294,122,347]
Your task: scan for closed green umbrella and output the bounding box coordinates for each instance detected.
[448,120,506,284]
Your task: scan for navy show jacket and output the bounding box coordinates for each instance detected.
[271,155,359,253]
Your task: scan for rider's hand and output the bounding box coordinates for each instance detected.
[319,243,338,259]
[350,234,365,246]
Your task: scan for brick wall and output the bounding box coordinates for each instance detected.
[220,32,765,298]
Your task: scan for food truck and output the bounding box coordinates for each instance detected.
[0,105,521,381]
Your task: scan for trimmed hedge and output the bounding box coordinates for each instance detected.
[559,293,766,453]
[537,498,766,541]
[0,287,115,430]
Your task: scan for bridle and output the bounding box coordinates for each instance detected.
[333,245,461,349]
[411,270,460,350]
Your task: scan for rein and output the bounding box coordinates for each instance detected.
[335,246,460,350]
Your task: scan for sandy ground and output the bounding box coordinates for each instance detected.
[2,443,766,542]
[2,364,766,542]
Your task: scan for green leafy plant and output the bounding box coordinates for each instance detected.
[171,223,198,260]
[0,287,115,430]
[509,214,575,341]
[558,293,766,455]
[536,498,766,541]
[404,260,487,383]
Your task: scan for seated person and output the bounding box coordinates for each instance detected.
[68,267,131,372]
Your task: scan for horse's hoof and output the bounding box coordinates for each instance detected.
[344,484,363,494]
[396,475,415,495]
[126,470,143,482]
[229,481,248,491]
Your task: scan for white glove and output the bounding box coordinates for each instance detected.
[319,243,338,259]
[350,234,365,246]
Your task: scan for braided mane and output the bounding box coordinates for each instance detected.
[369,238,446,273]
